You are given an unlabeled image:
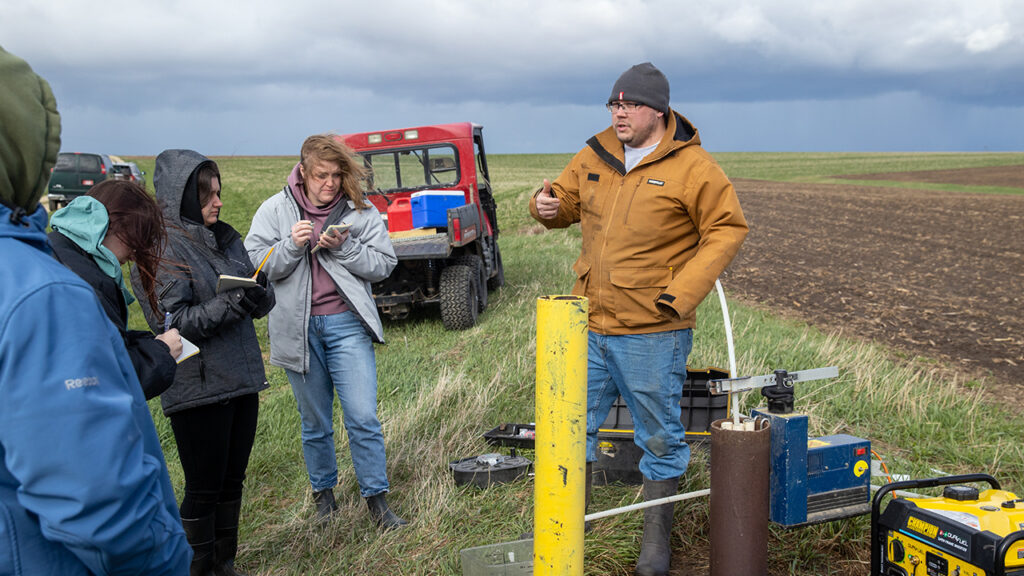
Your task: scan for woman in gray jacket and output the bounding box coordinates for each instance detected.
[245,134,407,530]
[132,150,274,576]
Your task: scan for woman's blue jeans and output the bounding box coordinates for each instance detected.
[285,311,389,498]
[586,329,693,481]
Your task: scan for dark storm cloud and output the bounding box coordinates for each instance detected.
[3,0,1022,153]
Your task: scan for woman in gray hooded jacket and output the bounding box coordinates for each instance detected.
[132,150,274,576]
[245,134,407,530]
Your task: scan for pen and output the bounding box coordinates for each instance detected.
[164,312,172,332]
[253,246,275,278]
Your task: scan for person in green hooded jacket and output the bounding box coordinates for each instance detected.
[0,44,191,576]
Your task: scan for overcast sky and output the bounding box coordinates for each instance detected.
[3,0,1023,155]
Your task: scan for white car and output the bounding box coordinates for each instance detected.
[111,162,147,190]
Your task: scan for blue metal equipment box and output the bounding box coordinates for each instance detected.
[752,408,871,527]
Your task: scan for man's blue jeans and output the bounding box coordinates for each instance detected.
[586,329,693,481]
[285,311,389,498]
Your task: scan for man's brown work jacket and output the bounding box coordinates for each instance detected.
[529,110,748,335]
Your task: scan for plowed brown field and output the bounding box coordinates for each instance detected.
[667,166,1023,576]
[725,167,1024,405]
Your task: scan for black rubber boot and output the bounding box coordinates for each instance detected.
[634,476,679,576]
[212,499,249,576]
[521,463,593,539]
[181,513,216,576]
[366,492,409,530]
[313,488,338,523]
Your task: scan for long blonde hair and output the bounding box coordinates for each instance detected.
[300,134,369,210]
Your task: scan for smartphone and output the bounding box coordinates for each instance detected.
[311,223,351,253]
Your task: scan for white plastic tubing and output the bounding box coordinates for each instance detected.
[713,279,740,426]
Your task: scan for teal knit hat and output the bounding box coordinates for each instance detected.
[50,196,136,305]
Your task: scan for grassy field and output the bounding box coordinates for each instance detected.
[122,151,1024,575]
[715,150,1024,180]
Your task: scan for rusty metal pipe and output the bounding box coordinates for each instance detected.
[710,418,771,576]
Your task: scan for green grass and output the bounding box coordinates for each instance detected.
[121,152,1023,575]
[713,151,1024,196]
[715,151,1024,180]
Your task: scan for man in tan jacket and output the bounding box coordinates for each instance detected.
[529,62,748,576]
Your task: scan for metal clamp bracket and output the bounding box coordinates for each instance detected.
[709,366,839,414]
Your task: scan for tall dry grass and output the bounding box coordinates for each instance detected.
[119,152,1023,575]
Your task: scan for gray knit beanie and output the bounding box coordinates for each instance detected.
[609,62,670,114]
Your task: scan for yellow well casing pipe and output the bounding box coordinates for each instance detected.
[533,295,589,576]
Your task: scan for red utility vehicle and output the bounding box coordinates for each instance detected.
[337,122,504,330]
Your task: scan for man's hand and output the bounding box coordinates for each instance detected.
[156,328,183,359]
[535,178,560,219]
[291,220,315,248]
[656,301,679,320]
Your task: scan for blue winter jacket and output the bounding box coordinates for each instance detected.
[0,203,191,575]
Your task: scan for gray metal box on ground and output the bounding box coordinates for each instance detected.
[460,538,532,575]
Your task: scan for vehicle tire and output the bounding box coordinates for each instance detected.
[454,254,487,313]
[440,264,479,330]
[487,243,505,292]
[48,198,59,213]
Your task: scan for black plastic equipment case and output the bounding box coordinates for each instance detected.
[593,367,728,485]
[481,368,728,486]
[482,423,536,449]
[599,367,729,435]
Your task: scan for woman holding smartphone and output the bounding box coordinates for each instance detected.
[244,134,407,530]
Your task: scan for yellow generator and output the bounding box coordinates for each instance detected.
[872,474,1024,576]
